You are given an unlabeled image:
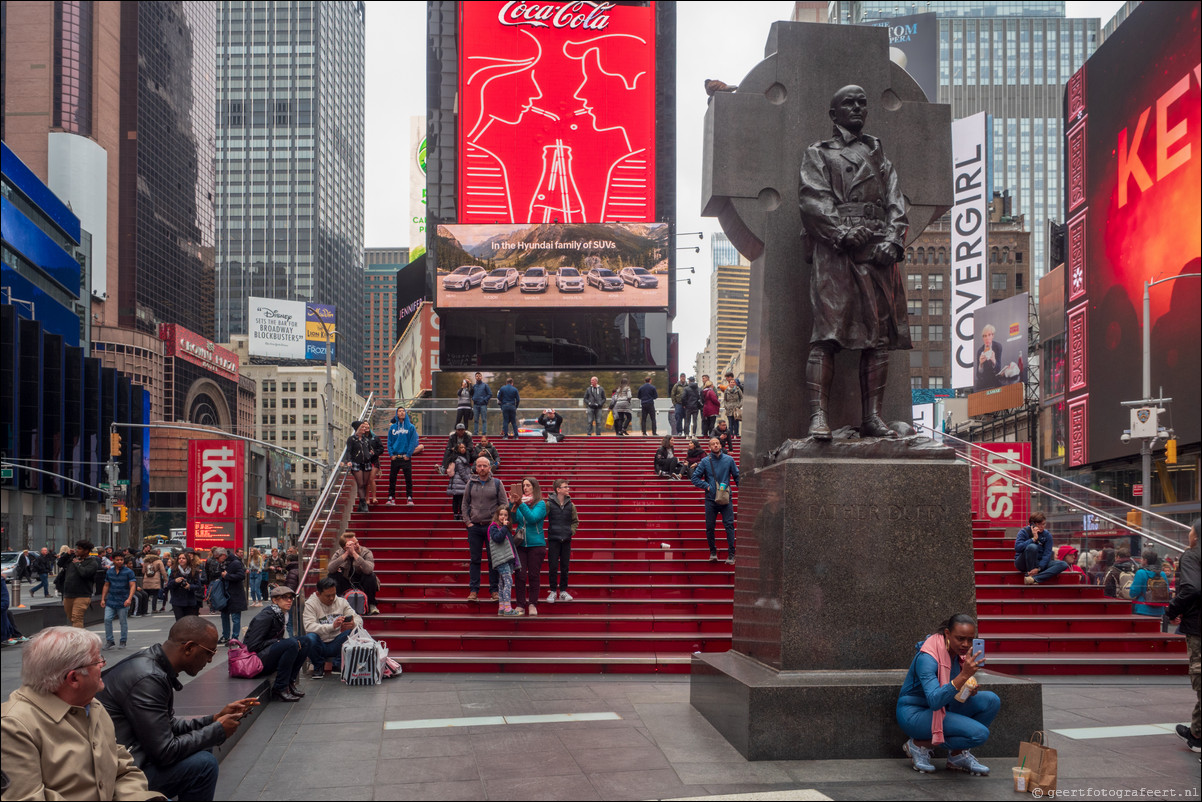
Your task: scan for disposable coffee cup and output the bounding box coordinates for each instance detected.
[1012,766,1031,792]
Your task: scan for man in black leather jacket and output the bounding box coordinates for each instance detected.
[97,616,259,801]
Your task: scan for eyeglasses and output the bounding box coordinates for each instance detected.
[66,658,105,677]
[189,641,218,656]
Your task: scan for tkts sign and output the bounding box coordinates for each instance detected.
[970,442,1031,527]
[186,440,245,551]
[458,1,657,225]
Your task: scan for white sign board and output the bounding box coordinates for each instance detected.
[248,297,306,359]
[950,112,990,389]
[96,513,113,524]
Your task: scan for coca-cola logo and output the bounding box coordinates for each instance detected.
[498,1,614,31]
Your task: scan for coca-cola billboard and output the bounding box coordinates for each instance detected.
[457,1,657,225]
[187,439,245,551]
[971,442,1032,528]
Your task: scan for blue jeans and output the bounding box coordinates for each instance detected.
[585,407,602,435]
[221,610,242,641]
[31,573,51,597]
[1014,544,1069,583]
[704,498,736,557]
[141,749,219,802]
[301,629,352,670]
[474,404,488,434]
[467,524,499,595]
[104,605,129,644]
[257,637,310,691]
[897,690,1001,751]
[501,406,518,438]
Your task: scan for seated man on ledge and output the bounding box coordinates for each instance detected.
[537,408,565,443]
[1,626,162,800]
[328,532,380,615]
[1014,511,1068,585]
[302,577,363,679]
[97,616,259,802]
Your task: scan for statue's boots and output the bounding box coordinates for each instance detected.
[860,349,898,439]
[807,345,833,440]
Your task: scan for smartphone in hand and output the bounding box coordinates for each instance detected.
[972,638,985,664]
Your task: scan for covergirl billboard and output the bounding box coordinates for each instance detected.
[1063,1,1200,467]
[457,1,657,225]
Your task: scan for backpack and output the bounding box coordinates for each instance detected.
[344,589,368,616]
[1143,572,1171,604]
[208,578,229,612]
[1104,563,1135,599]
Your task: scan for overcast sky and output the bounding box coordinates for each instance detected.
[364,1,1127,364]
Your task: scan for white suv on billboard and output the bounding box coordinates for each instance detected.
[555,267,584,292]
[442,265,487,290]
[520,267,549,293]
[482,267,520,292]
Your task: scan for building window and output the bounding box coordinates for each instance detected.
[928,325,944,342]
[907,274,923,292]
[911,377,924,389]
[927,273,944,291]
[992,273,1008,291]
[928,377,945,389]
[908,299,923,317]
[928,299,944,316]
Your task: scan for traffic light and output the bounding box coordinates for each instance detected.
[110,431,123,457]
[116,505,128,524]
[1126,508,1142,529]
[1165,438,1178,465]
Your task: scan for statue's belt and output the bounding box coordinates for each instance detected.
[836,202,885,219]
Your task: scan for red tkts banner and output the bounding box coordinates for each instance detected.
[187,439,245,551]
[971,442,1032,527]
[458,1,657,225]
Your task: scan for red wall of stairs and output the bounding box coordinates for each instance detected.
[352,435,736,673]
[346,435,1186,675]
[973,522,1188,675]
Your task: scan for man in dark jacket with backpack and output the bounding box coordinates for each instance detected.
[463,455,508,602]
[212,548,248,644]
[1168,518,1201,753]
[682,377,702,437]
[692,437,740,564]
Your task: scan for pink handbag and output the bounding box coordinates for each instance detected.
[227,639,264,678]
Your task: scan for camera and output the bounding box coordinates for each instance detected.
[1120,431,1131,444]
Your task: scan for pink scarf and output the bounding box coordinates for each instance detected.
[918,633,960,746]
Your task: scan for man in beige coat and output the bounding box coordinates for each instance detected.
[1,626,161,801]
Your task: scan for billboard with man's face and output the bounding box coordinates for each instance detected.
[457,1,657,225]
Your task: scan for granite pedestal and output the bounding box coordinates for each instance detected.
[688,458,1044,760]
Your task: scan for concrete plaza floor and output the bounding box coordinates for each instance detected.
[2,608,1198,801]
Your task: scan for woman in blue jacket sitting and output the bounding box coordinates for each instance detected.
[512,477,548,616]
[896,613,998,776]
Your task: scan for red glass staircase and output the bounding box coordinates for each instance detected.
[351,435,736,673]
[973,522,1188,675]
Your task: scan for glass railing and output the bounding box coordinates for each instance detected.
[368,396,675,438]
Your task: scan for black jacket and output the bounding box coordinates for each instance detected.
[214,556,248,613]
[96,644,225,769]
[1167,541,1200,637]
[245,603,288,654]
[14,552,34,580]
[682,383,702,412]
[167,566,203,608]
[60,554,99,597]
[538,412,564,434]
[545,495,579,541]
[344,434,375,465]
[655,445,680,473]
[637,382,658,406]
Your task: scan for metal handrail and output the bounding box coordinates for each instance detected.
[916,424,1188,556]
[296,393,376,585]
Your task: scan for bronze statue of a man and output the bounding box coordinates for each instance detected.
[799,85,910,440]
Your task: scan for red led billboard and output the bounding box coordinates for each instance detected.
[1063,1,1200,467]
[457,1,657,225]
[186,439,245,551]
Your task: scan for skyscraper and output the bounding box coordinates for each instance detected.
[708,233,751,376]
[830,1,1100,294]
[214,1,366,384]
[363,247,409,401]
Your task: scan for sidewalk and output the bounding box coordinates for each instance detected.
[215,671,1200,801]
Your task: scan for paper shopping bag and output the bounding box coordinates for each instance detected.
[1018,731,1057,795]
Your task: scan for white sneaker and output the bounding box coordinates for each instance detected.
[546,591,557,604]
[406,497,415,506]
[558,591,573,601]
[386,498,396,506]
